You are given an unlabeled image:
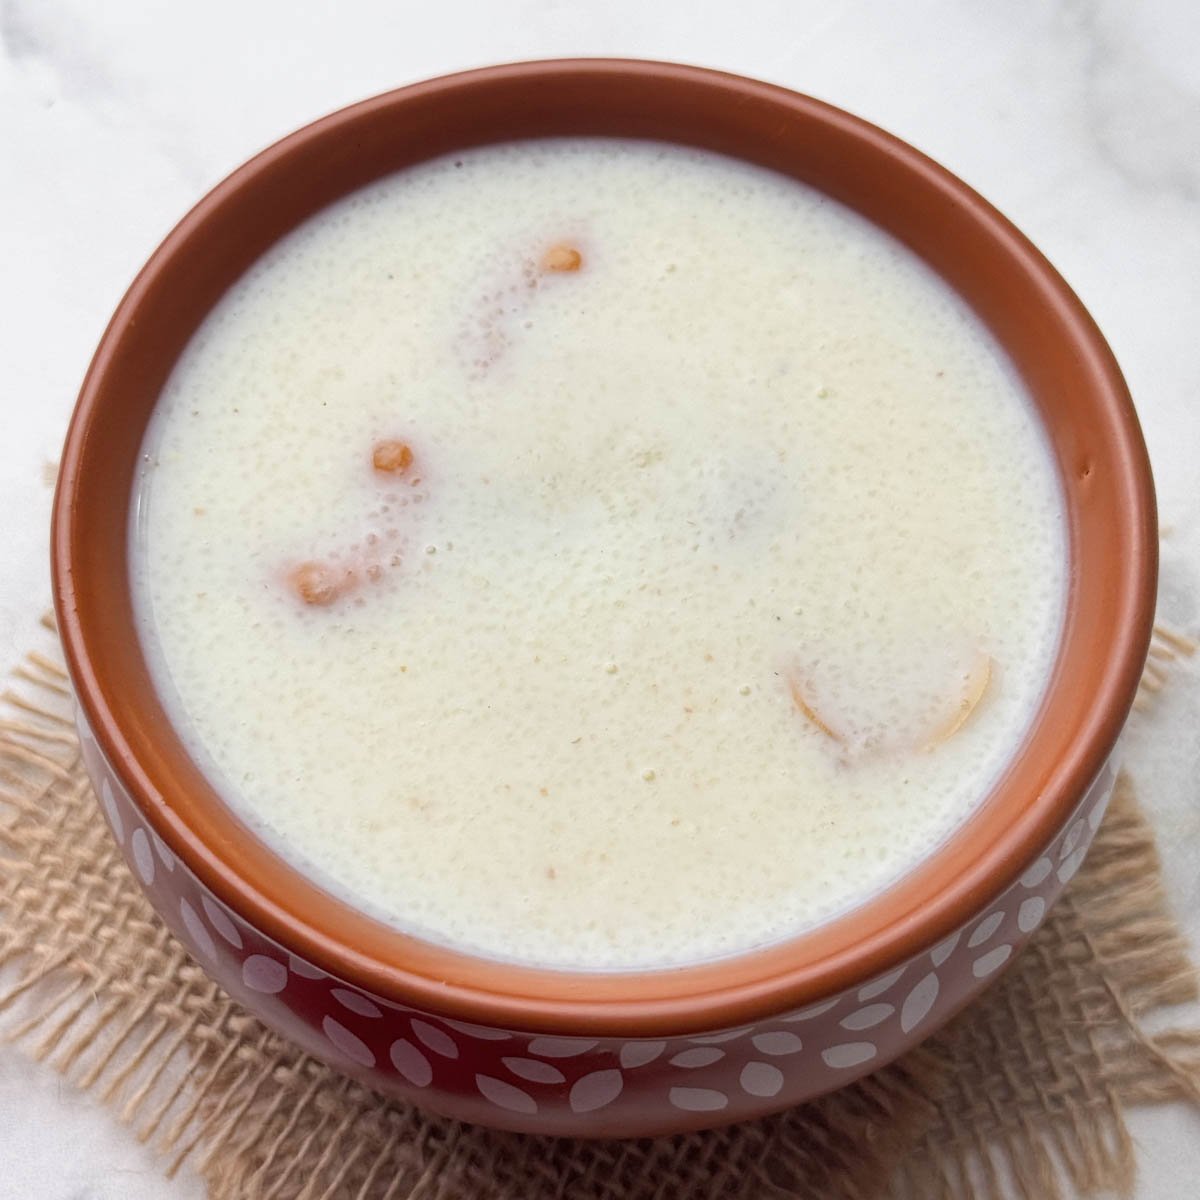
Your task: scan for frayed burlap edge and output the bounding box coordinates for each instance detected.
[0,616,1197,1200]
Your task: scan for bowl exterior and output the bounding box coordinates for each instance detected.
[78,708,1119,1136]
[54,57,1155,1141]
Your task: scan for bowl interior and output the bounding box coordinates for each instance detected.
[52,59,1156,1036]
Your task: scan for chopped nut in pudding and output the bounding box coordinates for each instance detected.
[372,439,415,474]
[542,244,583,272]
[290,561,351,606]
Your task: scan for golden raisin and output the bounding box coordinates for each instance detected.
[291,561,344,606]
[542,244,583,273]
[372,439,415,474]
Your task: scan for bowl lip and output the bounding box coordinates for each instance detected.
[52,56,1158,1037]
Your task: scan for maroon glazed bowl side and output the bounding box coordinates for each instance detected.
[52,60,1156,1136]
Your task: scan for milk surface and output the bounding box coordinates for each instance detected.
[133,139,1066,970]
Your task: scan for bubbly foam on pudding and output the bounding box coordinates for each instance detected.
[133,139,1066,970]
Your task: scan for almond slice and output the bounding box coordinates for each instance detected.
[921,654,992,751]
[788,677,844,744]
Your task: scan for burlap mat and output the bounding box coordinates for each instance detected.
[2,617,1199,1200]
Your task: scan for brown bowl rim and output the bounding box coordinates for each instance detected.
[52,58,1157,1037]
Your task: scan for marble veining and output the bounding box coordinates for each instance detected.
[1072,1,1200,202]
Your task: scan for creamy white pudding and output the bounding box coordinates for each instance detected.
[132,138,1066,970]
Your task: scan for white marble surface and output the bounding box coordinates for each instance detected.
[1,1,1198,1195]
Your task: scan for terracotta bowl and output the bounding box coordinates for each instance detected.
[52,59,1156,1137]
